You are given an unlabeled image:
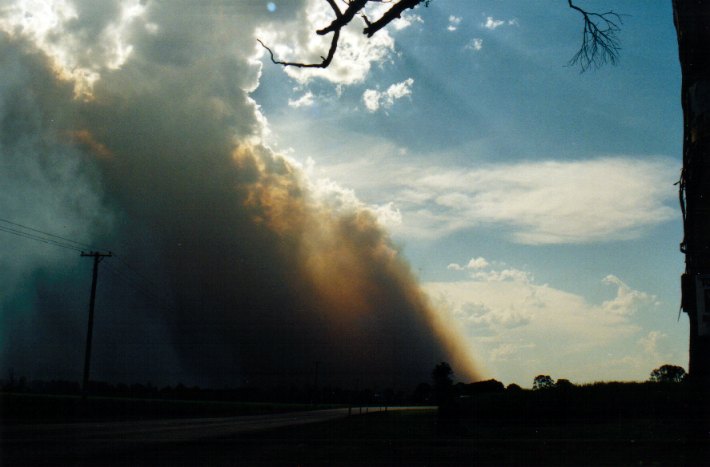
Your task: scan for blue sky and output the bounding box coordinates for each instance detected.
[253,0,685,384]
[0,0,686,388]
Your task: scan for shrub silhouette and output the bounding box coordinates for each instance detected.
[555,379,575,390]
[649,364,687,383]
[432,362,454,404]
[533,375,555,390]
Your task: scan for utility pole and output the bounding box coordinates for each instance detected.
[80,251,112,399]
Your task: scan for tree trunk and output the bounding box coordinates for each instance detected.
[674,0,710,387]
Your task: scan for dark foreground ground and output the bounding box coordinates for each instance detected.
[3,386,710,466]
[6,410,707,466]
[165,411,706,466]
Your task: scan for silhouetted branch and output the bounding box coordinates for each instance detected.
[257,0,428,69]
[257,0,343,69]
[317,0,368,36]
[257,31,340,69]
[568,0,623,72]
[363,0,425,37]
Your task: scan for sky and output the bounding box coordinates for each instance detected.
[0,0,685,389]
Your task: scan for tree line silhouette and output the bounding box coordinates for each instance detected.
[2,363,687,405]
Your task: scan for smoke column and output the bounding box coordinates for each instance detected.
[0,1,479,388]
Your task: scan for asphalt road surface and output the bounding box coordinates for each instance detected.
[2,406,434,465]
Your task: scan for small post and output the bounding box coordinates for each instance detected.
[81,251,112,399]
[313,361,320,407]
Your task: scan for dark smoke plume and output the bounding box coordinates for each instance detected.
[0,2,479,389]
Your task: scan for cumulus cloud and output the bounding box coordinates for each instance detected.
[600,275,659,316]
[288,91,314,108]
[465,38,483,51]
[448,257,489,271]
[481,16,518,31]
[483,16,504,30]
[471,268,533,283]
[639,330,667,355]
[363,78,414,112]
[0,0,150,98]
[425,265,665,384]
[392,12,423,30]
[362,89,382,112]
[447,15,462,32]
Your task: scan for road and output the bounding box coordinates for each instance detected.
[2,406,435,465]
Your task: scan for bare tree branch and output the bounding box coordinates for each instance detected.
[257,0,344,68]
[317,0,368,36]
[568,0,623,72]
[257,0,428,69]
[257,30,341,69]
[363,0,425,37]
[260,1,617,72]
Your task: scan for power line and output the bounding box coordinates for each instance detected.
[0,216,178,312]
[0,217,99,250]
[102,262,176,313]
[110,256,178,311]
[0,217,113,254]
[0,224,83,252]
[114,255,166,295]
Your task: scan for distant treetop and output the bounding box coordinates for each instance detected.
[649,364,687,384]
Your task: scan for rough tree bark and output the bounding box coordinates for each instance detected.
[674,1,710,389]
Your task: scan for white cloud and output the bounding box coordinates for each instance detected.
[289,156,402,230]
[472,268,533,283]
[447,15,462,32]
[639,330,666,355]
[425,268,666,384]
[393,13,423,30]
[448,257,533,284]
[467,257,489,269]
[363,78,414,113]
[378,156,676,244]
[288,91,315,108]
[371,201,403,228]
[362,89,383,112]
[386,78,415,100]
[465,38,483,51]
[600,275,659,316]
[319,153,677,244]
[483,16,505,30]
[0,0,148,98]
[481,16,518,31]
[448,256,489,271]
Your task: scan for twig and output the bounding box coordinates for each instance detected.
[568,0,623,72]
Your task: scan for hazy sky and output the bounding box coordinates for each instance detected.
[0,0,685,388]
